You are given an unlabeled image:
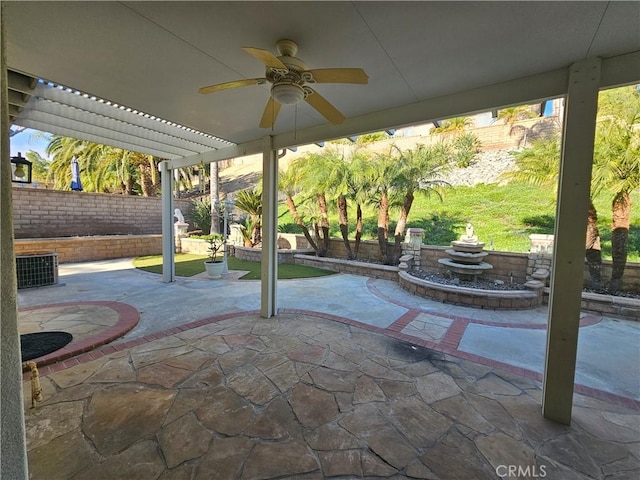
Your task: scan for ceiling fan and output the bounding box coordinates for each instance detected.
[198,39,368,128]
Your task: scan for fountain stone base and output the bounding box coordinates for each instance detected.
[438,258,493,279]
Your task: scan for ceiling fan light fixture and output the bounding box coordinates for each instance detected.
[271,83,304,105]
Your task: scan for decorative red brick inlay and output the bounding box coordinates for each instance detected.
[21,301,139,371]
[387,310,421,332]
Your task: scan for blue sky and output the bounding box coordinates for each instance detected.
[10,128,51,159]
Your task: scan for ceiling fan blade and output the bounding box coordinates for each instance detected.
[242,47,288,70]
[304,68,368,84]
[304,88,346,125]
[198,78,267,94]
[259,97,282,129]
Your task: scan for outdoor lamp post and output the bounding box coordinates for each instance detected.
[214,198,235,274]
[11,152,32,184]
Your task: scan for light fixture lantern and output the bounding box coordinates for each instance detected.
[11,152,32,184]
[271,83,304,105]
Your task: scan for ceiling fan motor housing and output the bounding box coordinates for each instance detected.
[268,43,309,105]
[271,83,305,104]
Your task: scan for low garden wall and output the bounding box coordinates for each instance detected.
[179,236,313,264]
[398,271,544,309]
[294,254,400,281]
[14,235,163,263]
[578,291,640,319]
[234,246,314,264]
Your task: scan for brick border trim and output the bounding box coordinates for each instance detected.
[20,301,139,371]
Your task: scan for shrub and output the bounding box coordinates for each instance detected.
[189,197,211,233]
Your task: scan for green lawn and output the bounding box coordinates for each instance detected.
[278,181,640,262]
[133,253,336,279]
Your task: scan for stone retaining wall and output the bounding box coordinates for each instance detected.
[14,235,162,263]
[294,254,399,280]
[234,246,314,264]
[578,292,640,320]
[528,252,640,291]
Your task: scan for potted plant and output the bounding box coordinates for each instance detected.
[204,233,225,279]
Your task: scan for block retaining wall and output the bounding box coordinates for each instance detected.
[14,235,162,263]
[294,254,400,281]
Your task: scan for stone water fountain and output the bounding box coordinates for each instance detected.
[438,223,493,281]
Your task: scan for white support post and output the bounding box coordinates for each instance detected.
[542,58,601,425]
[1,4,29,476]
[261,136,278,317]
[161,161,175,283]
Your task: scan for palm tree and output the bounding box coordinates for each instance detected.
[46,135,162,195]
[289,153,334,256]
[279,161,319,254]
[360,145,404,264]
[591,86,640,292]
[25,151,50,184]
[347,149,375,259]
[505,134,608,290]
[429,116,472,135]
[234,187,262,245]
[497,105,538,127]
[393,143,452,246]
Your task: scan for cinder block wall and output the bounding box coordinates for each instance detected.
[14,235,163,263]
[12,187,192,239]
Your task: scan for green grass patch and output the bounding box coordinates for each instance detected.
[133,253,210,277]
[133,253,336,279]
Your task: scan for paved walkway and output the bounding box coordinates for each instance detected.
[17,259,640,479]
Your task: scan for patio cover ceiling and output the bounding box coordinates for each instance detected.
[5,1,639,161]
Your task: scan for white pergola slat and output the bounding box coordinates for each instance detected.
[12,78,235,159]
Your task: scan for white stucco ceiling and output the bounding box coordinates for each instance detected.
[5,1,640,155]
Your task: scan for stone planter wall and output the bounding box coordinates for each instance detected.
[528,253,640,292]
[233,246,314,264]
[578,292,640,320]
[326,238,395,263]
[398,271,544,309]
[294,254,399,280]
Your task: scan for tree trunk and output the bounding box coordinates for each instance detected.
[209,162,220,234]
[609,192,631,293]
[285,195,318,254]
[138,164,153,197]
[378,193,389,264]
[337,195,353,259]
[251,218,261,246]
[124,176,134,195]
[585,199,602,290]
[354,203,363,259]
[317,194,330,255]
[394,191,414,246]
